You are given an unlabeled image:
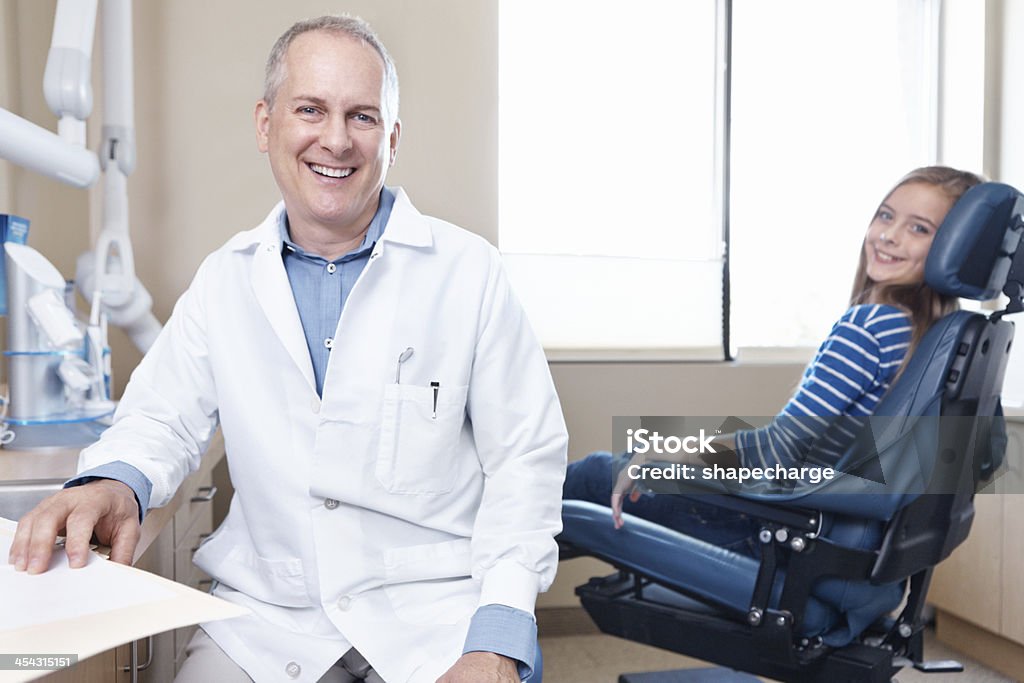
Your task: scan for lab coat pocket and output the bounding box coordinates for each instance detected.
[377,383,469,494]
[383,539,478,625]
[220,546,311,608]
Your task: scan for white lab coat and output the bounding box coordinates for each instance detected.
[78,189,568,682]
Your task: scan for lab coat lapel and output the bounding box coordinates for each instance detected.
[380,188,433,248]
[251,237,316,394]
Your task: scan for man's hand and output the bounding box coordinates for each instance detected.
[436,652,520,683]
[7,479,141,574]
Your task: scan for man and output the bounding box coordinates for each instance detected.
[8,15,567,683]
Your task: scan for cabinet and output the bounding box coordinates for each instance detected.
[38,434,225,683]
[928,417,1024,679]
[170,471,216,674]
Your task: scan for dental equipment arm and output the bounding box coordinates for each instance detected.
[92,0,137,309]
[0,0,100,186]
[0,0,162,356]
[0,109,99,187]
[76,250,161,352]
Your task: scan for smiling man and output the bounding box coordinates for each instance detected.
[8,16,567,683]
[256,25,400,263]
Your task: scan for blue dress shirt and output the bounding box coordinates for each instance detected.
[67,187,539,679]
[282,187,394,397]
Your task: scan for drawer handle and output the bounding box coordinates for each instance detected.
[121,635,153,673]
[191,533,213,555]
[191,485,218,503]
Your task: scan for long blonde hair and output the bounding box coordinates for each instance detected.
[849,166,984,356]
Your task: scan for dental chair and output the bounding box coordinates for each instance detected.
[559,182,1024,683]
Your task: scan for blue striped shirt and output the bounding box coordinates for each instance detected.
[735,304,912,470]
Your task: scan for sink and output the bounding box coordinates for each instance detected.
[0,480,64,521]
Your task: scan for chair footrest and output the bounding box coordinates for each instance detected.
[913,659,964,673]
[618,668,762,683]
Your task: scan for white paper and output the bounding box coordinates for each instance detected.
[0,522,175,632]
[0,517,249,683]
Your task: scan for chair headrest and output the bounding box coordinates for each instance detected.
[925,182,1024,301]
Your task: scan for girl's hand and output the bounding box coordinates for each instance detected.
[610,456,642,529]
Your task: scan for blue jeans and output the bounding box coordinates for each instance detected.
[562,452,760,556]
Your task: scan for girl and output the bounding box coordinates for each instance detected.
[562,166,984,554]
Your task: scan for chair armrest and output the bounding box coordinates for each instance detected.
[636,458,917,522]
[662,490,823,536]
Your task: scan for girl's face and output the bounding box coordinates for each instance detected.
[864,182,954,287]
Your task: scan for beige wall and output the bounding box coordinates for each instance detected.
[0,3,11,210]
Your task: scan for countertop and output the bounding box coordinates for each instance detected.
[0,431,225,563]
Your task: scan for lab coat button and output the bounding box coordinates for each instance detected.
[324,498,339,510]
[285,661,301,678]
[324,337,334,349]
[337,595,352,611]
[327,263,337,274]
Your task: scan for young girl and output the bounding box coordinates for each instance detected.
[562,166,984,554]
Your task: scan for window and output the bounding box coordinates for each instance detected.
[730,0,940,350]
[500,1,958,355]
[499,0,720,353]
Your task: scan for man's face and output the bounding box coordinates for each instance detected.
[255,30,400,237]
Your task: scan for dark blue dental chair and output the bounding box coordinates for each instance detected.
[559,182,1024,683]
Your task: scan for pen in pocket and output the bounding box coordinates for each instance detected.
[395,347,414,383]
[431,381,440,419]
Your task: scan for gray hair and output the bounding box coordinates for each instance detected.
[263,15,400,125]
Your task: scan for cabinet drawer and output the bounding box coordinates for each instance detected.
[175,511,213,585]
[173,474,216,546]
[173,518,214,662]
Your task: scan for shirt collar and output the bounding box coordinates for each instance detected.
[278,186,396,262]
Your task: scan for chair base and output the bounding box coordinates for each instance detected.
[578,572,900,683]
[618,668,761,682]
